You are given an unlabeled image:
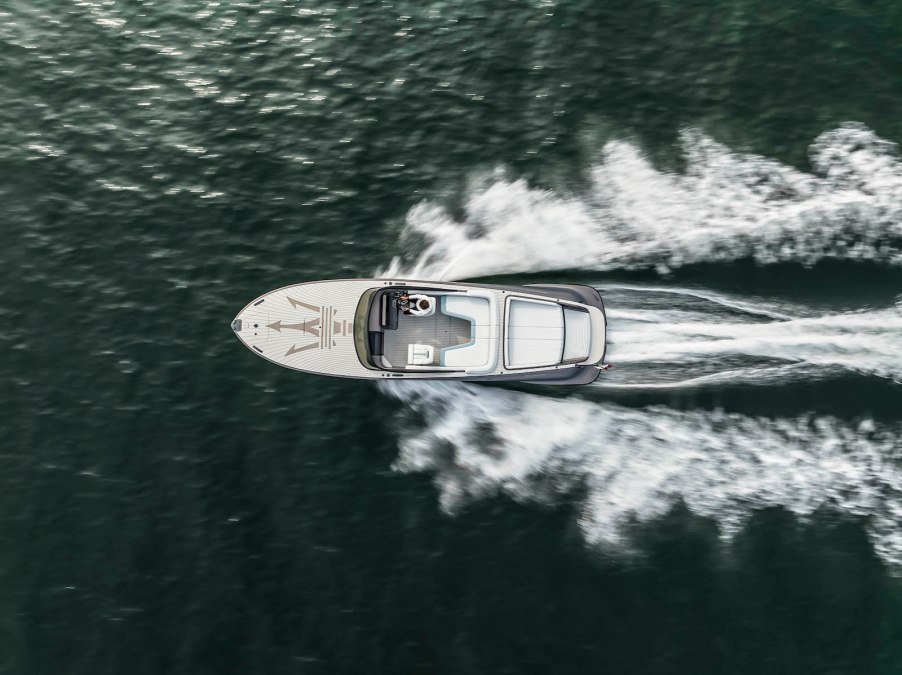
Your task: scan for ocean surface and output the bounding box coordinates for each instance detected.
[3,0,902,672]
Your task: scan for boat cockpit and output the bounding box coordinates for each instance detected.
[355,287,500,374]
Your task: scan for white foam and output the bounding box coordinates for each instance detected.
[603,283,798,320]
[381,124,902,279]
[385,380,902,566]
[378,124,902,566]
[601,285,902,384]
[597,362,827,391]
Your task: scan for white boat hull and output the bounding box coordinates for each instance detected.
[232,279,607,384]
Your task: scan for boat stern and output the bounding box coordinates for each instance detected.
[584,305,607,366]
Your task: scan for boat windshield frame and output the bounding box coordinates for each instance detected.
[353,287,381,370]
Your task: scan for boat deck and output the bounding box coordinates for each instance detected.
[382,308,472,367]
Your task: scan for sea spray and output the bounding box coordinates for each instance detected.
[379,124,902,566]
[384,380,902,566]
[382,124,902,280]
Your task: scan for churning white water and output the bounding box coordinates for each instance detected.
[601,284,902,387]
[385,381,902,565]
[379,124,902,565]
[382,124,902,280]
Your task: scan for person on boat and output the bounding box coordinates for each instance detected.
[395,292,412,314]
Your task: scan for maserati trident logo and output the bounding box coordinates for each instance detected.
[275,296,352,357]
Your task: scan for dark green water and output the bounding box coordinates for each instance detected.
[4,1,902,673]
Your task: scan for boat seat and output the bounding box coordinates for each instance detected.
[440,296,492,368]
[407,343,434,365]
[562,308,591,361]
[504,297,564,368]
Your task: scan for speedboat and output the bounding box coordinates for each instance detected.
[231,279,608,384]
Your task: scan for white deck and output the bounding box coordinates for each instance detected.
[233,278,378,378]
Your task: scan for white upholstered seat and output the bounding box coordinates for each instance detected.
[505,298,564,368]
[407,343,434,365]
[440,295,493,369]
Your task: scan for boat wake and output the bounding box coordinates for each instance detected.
[379,124,902,566]
[382,124,902,279]
[384,380,902,566]
[601,284,902,387]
